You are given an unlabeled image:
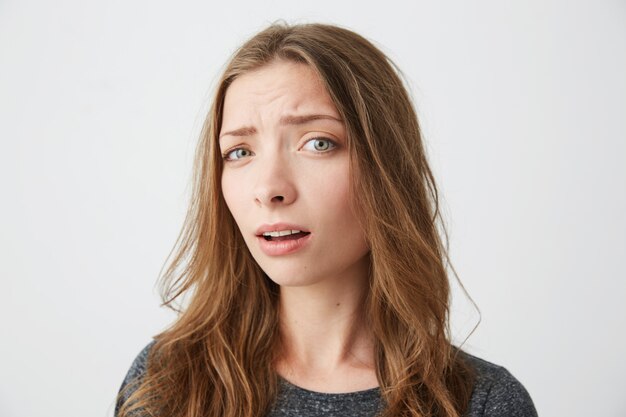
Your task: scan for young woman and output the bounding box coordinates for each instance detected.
[115,22,537,417]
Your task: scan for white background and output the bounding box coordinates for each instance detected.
[1,1,624,416]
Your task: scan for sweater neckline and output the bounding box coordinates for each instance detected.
[277,376,381,399]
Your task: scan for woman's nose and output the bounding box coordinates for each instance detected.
[253,153,297,207]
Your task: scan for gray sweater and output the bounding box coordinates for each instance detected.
[116,342,537,417]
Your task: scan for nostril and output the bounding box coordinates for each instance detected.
[272,195,284,202]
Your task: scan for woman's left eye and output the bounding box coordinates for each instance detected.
[302,137,337,152]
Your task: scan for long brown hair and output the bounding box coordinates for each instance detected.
[117,22,475,417]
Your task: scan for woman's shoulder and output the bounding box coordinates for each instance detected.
[458,350,538,417]
[120,340,155,382]
[115,340,156,416]
[115,342,538,417]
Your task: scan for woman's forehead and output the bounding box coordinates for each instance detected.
[221,61,340,129]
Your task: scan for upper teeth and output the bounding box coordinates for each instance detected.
[263,230,302,237]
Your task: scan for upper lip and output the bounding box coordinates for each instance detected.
[255,222,311,236]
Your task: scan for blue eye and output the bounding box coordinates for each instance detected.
[223,148,253,161]
[302,137,337,152]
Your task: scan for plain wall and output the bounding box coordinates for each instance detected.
[1,1,624,416]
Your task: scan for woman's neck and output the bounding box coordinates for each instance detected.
[275,266,379,393]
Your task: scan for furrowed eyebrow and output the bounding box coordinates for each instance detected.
[219,126,257,139]
[219,114,342,139]
[279,113,342,126]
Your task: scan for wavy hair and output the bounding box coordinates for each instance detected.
[117,22,475,417]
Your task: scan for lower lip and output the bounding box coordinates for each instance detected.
[257,233,312,256]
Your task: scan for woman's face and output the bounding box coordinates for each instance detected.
[219,60,370,288]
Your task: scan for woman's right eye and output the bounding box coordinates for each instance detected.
[223,148,253,161]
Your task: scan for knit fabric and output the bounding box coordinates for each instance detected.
[115,341,537,417]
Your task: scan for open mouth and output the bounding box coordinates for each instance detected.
[262,231,311,241]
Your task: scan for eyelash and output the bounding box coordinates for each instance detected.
[221,137,338,162]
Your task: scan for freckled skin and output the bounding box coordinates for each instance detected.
[219,60,370,289]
